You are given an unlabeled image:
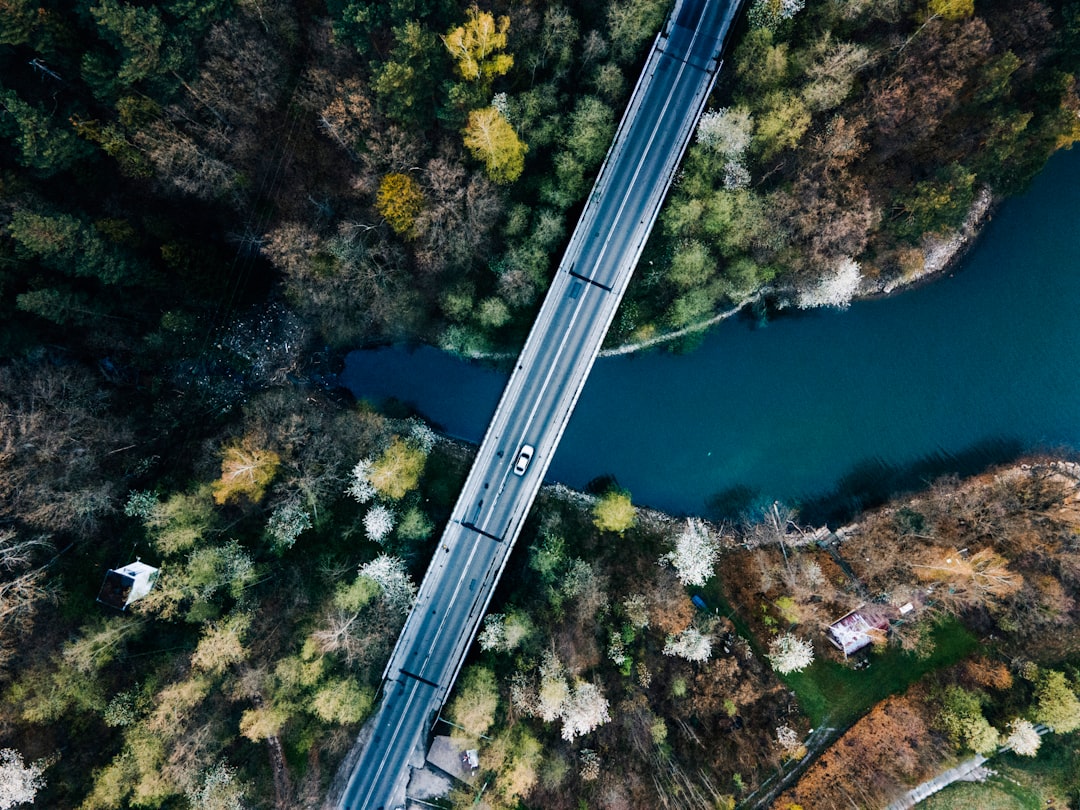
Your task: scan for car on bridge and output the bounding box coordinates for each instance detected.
[513,444,534,475]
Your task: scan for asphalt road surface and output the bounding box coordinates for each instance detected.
[337,0,739,806]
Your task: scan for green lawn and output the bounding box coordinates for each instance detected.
[699,580,979,727]
[919,773,1044,810]
[919,735,1080,810]
[778,616,978,726]
[996,734,1080,805]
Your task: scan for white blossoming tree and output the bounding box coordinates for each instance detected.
[265,501,312,552]
[1002,718,1042,756]
[660,518,720,587]
[696,107,753,157]
[185,760,248,810]
[723,159,751,189]
[478,613,507,651]
[608,634,628,667]
[767,633,815,674]
[345,458,376,503]
[560,681,611,741]
[491,91,510,120]
[795,257,861,309]
[0,749,47,810]
[363,504,395,544]
[578,748,600,781]
[479,610,533,652]
[623,593,650,629]
[407,418,437,454]
[515,652,612,740]
[749,0,806,30]
[357,554,416,614]
[775,725,803,756]
[663,626,713,663]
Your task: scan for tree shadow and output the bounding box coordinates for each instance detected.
[795,437,1028,527]
[704,484,762,523]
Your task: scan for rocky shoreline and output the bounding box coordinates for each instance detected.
[871,186,996,298]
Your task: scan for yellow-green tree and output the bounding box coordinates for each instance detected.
[481,726,542,805]
[239,703,292,741]
[1033,670,1080,733]
[145,486,214,555]
[928,0,974,20]
[190,613,251,675]
[369,436,426,500]
[447,665,499,743]
[895,163,976,239]
[376,172,425,237]
[754,90,811,160]
[310,679,374,725]
[593,490,636,534]
[211,437,280,505]
[463,107,526,184]
[443,7,514,83]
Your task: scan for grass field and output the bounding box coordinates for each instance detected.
[919,773,1044,810]
[912,732,1079,810]
[778,616,978,726]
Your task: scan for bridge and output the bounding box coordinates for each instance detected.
[336,0,740,805]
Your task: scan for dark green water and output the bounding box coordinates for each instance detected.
[342,149,1080,520]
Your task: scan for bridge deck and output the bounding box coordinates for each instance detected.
[336,1,742,806]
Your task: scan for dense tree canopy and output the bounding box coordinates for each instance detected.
[1,1,1080,808]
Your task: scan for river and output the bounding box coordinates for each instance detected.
[341,148,1080,522]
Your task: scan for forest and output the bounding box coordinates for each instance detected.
[3,0,1080,357]
[2,0,1080,808]
[427,461,1080,809]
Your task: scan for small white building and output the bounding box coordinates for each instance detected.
[97,560,159,610]
[827,606,890,657]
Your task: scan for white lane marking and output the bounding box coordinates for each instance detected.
[356,534,484,807]
[354,677,422,809]
[420,535,485,672]
[493,286,590,515]
[362,8,718,805]
[478,20,707,531]
[588,29,702,282]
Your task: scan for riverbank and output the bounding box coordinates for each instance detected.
[420,451,1080,810]
[872,186,996,297]
[414,180,998,363]
[341,145,1080,518]
[609,183,998,356]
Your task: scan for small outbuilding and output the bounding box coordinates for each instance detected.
[97,560,159,610]
[826,606,890,657]
[426,736,480,785]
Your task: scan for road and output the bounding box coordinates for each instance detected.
[337,0,740,806]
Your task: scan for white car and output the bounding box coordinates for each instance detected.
[513,444,535,476]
